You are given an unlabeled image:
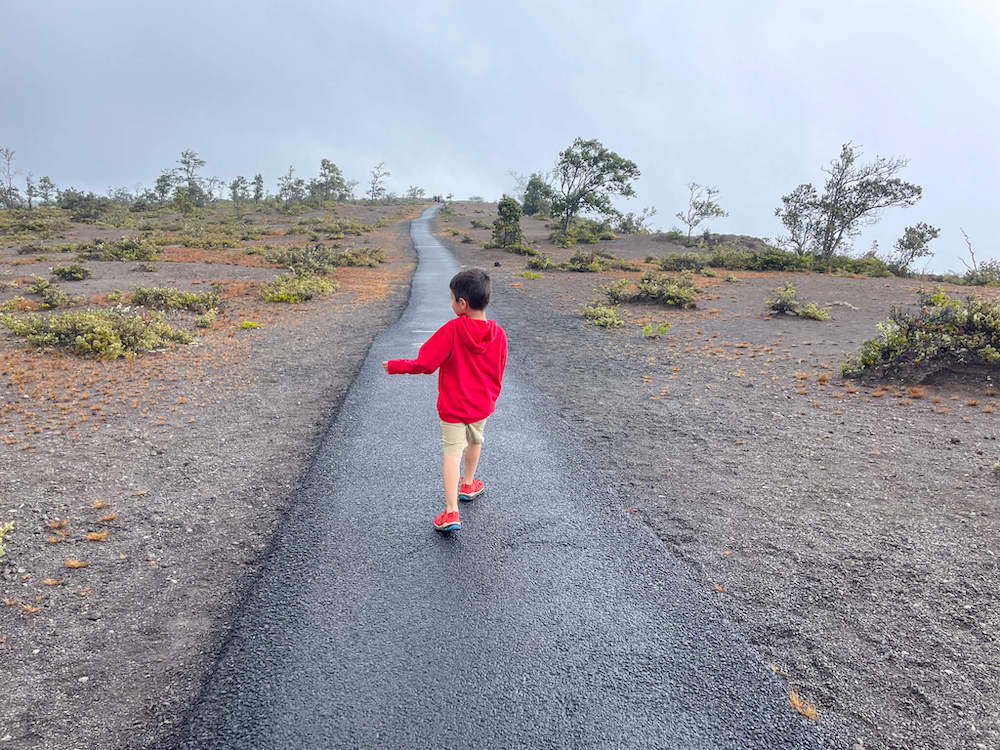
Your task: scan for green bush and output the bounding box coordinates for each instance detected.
[656,252,706,272]
[262,273,338,303]
[0,309,193,359]
[0,209,72,240]
[642,322,672,338]
[606,271,698,308]
[766,282,831,319]
[562,249,638,273]
[579,302,625,328]
[17,243,48,255]
[962,259,1000,286]
[194,308,218,328]
[520,271,543,280]
[843,289,1000,378]
[75,236,160,262]
[264,244,385,275]
[28,276,75,309]
[0,520,13,559]
[131,286,222,313]
[550,219,616,247]
[526,254,553,270]
[51,264,91,281]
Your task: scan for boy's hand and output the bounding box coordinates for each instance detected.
[382,361,389,373]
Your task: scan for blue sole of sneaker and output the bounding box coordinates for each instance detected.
[458,491,484,501]
[434,523,460,531]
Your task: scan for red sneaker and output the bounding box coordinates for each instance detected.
[433,510,461,531]
[458,479,485,501]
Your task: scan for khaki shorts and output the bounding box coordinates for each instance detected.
[440,418,487,455]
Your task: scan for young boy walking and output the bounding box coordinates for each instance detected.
[383,268,508,532]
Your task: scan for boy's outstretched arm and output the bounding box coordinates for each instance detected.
[383,323,452,375]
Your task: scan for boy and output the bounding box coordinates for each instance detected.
[383,268,508,532]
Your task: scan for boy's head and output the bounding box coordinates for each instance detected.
[449,268,491,312]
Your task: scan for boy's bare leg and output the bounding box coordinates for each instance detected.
[443,452,461,513]
[462,442,482,485]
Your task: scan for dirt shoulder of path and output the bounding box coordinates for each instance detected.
[0,204,420,750]
[437,202,1000,750]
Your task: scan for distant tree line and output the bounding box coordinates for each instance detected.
[0,147,429,218]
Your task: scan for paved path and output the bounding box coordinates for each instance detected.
[184,206,828,749]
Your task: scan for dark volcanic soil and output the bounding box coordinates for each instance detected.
[0,204,419,749]
[437,203,1000,750]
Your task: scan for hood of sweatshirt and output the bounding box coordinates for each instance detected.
[455,315,500,354]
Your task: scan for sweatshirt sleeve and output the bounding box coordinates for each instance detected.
[386,322,453,374]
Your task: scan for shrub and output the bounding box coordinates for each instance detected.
[562,249,638,273]
[0,309,193,359]
[264,244,385,275]
[520,271,543,280]
[842,289,1000,378]
[28,276,74,309]
[239,320,261,329]
[131,286,222,313]
[75,236,160,262]
[262,273,338,303]
[550,218,616,247]
[51,264,91,281]
[490,195,526,249]
[0,209,72,239]
[194,308,218,328]
[606,271,698,308]
[657,252,706,272]
[17,243,48,255]
[642,322,672,337]
[526,254,553,270]
[962,259,1000,286]
[579,302,624,328]
[725,275,739,283]
[766,282,830,319]
[0,520,12,559]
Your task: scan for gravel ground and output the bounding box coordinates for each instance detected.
[0,205,418,750]
[437,202,1000,750]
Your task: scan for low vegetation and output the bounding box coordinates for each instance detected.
[842,289,1000,379]
[605,271,698,308]
[131,286,222,313]
[579,302,625,328]
[549,218,616,247]
[649,245,893,276]
[766,282,831,320]
[51,263,91,281]
[261,273,338,303]
[562,249,638,273]
[0,309,193,359]
[261,244,385,274]
[74,236,160,262]
[28,276,75,309]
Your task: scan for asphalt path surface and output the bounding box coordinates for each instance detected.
[184,206,829,749]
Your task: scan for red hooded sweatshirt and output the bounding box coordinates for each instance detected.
[387,315,507,423]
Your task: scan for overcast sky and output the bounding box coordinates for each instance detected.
[4,0,998,272]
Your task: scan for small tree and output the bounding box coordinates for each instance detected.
[277,166,307,204]
[308,159,350,203]
[368,162,390,202]
[616,206,657,234]
[37,176,56,204]
[490,195,526,248]
[24,174,37,210]
[405,185,425,200]
[676,183,727,240]
[551,138,639,232]
[775,142,922,260]
[154,170,176,203]
[522,173,554,216]
[229,175,249,207]
[890,222,940,274]
[0,148,22,209]
[252,173,265,204]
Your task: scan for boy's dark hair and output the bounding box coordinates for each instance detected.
[450,268,491,310]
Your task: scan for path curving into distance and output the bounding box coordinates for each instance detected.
[183,206,828,749]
